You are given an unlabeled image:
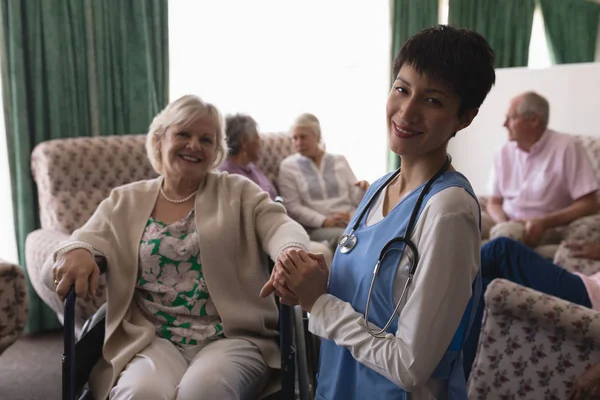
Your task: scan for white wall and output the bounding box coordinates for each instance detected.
[447,62,600,195]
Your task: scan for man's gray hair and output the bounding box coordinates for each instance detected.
[225,113,259,156]
[517,91,550,128]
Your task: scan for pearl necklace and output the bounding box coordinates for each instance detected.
[160,186,196,203]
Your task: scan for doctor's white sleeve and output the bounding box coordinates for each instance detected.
[308,190,480,391]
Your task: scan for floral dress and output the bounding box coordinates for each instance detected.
[135,210,224,347]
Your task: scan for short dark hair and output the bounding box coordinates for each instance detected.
[392,25,496,115]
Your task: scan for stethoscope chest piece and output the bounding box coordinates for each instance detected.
[339,233,357,254]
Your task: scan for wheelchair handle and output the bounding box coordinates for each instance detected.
[62,255,107,400]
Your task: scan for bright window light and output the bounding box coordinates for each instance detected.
[0,75,18,264]
[528,5,552,69]
[169,0,390,182]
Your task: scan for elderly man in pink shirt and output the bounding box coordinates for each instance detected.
[486,91,599,254]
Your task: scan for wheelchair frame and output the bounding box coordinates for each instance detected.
[62,256,315,400]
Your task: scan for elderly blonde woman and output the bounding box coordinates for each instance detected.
[43,95,311,400]
[277,113,369,250]
[218,113,334,268]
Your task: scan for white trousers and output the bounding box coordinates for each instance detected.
[109,337,270,400]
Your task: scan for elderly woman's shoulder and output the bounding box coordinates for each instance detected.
[209,171,272,203]
[328,153,349,163]
[107,178,162,197]
[280,153,302,166]
[209,170,258,191]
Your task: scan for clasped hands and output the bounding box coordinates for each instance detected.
[260,248,329,312]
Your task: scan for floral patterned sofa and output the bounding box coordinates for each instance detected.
[0,258,28,355]
[468,278,600,399]
[25,133,294,335]
[480,134,600,274]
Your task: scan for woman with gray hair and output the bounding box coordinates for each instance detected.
[277,113,369,250]
[218,113,278,199]
[43,95,312,399]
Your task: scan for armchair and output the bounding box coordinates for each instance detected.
[468,278,600,399]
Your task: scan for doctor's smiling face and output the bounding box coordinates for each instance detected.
[386,65,477,159]
[387,26,496,162]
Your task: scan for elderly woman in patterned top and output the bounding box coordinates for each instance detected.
[43,94,312,400]
[277,113,370,251]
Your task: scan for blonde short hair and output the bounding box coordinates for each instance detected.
[146,95,228,174]
[291,113,322,141]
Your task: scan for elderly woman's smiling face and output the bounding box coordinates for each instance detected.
[159,113,218,184]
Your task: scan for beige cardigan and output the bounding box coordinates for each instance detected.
[42,172,310,400]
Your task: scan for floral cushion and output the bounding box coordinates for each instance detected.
[0,259,28,355]
[30,135,157,233]
[254,132,294,185]
[468,278,600,399]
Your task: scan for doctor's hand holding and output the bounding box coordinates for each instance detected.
[260,250,329,312]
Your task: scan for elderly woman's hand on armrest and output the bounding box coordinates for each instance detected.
[563,241,600,261]
[52,247,100,301]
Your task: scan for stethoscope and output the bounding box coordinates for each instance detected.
[338,155,451,338]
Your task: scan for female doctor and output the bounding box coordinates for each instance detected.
[261,25,496,399]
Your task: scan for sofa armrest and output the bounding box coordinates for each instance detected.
[25,229,107,335]
[468,278,600,399]
[485,278,600,342]
[26,229,70,280]
[553,213,600,275]
[25,229,70,324]
[563,213,600,242]
[0,259,28,355]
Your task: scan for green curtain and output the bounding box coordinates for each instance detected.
[388,0,438,171]
[0,0,169,333]
[0,0,93,332]
[448,0,536,68]
[540,0,600,64]
[90,0,169,135]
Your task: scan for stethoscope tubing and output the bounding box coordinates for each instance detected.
[339,156,452,338]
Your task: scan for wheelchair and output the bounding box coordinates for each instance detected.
[62,256,318,400]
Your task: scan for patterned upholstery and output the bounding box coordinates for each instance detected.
[255,132,295,185]
[468,278,600,399]
[480,134,600,269]
[31,135,157,233]
[0,259,27,355]
[25,132,294,333]
[575,134,600,195]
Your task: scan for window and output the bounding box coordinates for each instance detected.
[169,0,390,182]
[528,5,552,69]
[0,76,18,264]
